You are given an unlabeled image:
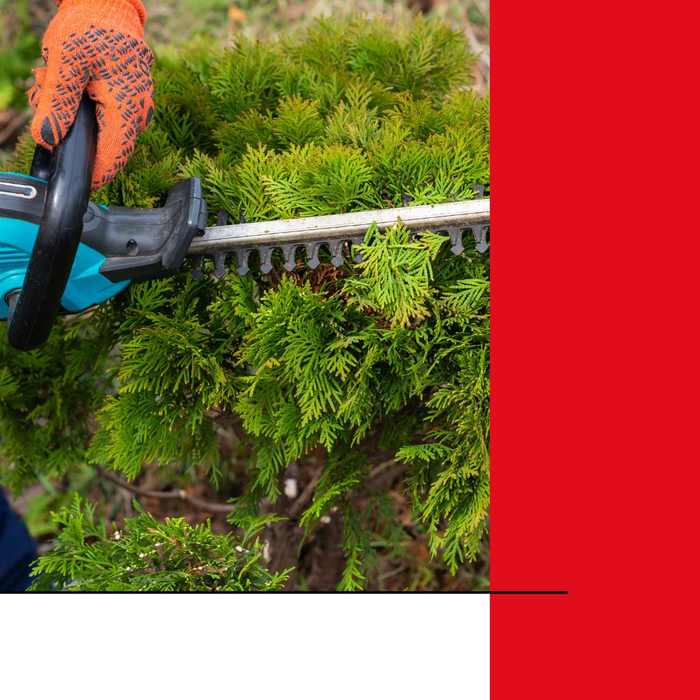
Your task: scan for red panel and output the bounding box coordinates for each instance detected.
[491,1,697,697]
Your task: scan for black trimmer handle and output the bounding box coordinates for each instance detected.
[7,94,96,351]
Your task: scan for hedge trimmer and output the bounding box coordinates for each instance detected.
[0,97,490,351]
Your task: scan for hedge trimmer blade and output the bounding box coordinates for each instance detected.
[187,197,491,279]
[2,136,488,349]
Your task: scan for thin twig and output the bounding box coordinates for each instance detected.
[289,463,325,519]
[204,408,249,444]
[368,459,399,481]
[369,463,407,492]
[95,465,233,514]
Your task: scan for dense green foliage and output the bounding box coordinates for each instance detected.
[1,16,490,591]
[30,496,289,591]
[0,0,41,111]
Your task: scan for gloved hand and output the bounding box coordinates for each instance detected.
[28,0,155,191]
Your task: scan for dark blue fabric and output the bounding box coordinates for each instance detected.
[0,488,37,591]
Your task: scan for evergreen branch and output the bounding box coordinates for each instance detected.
[95,465,233,514]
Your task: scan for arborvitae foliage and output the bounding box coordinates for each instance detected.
[1,16,490,591]
[30,496,289,591]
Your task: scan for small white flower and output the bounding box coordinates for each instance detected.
[125,567,131,572]
[198,566,203,570]
[114,532,120,540]
[139,553,145,558]
[235,546,243,553]
[320,515,332,525]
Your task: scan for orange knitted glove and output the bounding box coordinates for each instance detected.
[28,0,154,191]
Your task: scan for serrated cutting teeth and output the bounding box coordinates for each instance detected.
[187,198,490,279]
[259,247,274,274]
[306,242,321,269]
[236,249,251,276]
[282,245,298,272]
[473,225,490,254]
[190,255,204,280]
[213,252,228,279]
[350,236,364,263]
[448,227,465,256]
[329,240,345,267]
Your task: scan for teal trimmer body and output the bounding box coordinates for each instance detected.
[0,96,206,351]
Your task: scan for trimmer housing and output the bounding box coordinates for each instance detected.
[0,96,206,351]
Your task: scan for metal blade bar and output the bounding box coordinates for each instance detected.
[189,199,490,255]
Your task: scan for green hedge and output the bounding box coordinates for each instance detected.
[2,16,490,591]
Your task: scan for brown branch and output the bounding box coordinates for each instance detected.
[204,408,249,444]
[155,543,166,571]
[288,463,325,519]
[369,463,407,492]
[287,458,406,521]
[95,465,233,514]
